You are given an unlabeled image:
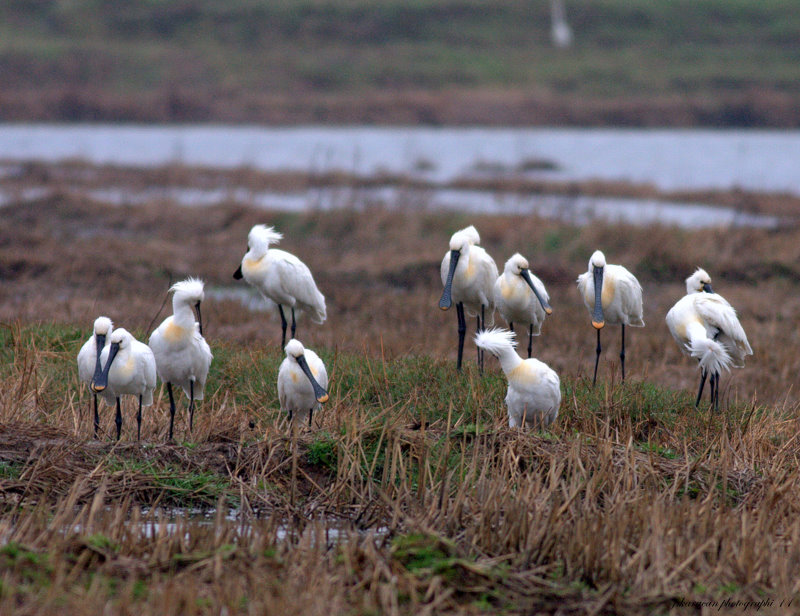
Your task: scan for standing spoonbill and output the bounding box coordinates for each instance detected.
[577,250,644,385]
[494,253,553,358]
[92,328,157,441]
[666,269,752,411]
[77,316,113,438]
[439,225,498,372]
[475,328,561,428]
[233,224,326,347]
[278,339,329,426]
[149,278,213,441]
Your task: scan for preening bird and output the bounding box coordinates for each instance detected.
[278,339,329,426]
[149,278,213,440]
[77,316,113,438]
[439,225,498,372]
[233,225,326,347]
[577,250,644,385]
[666,269,752,411]
[92,328,157,441]
[475,328,561,428]
[494,253,553,358]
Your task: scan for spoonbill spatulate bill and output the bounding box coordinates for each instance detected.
[494,253,552,358]
[233,225,326,348]
[475,328,561,428]
[77,316,113,438]
[278,339,329,426]
[149,278,213,440]
[439,225,498,372]
[92,328,157,441]
[577,250,644,385]
[666,269,752,411]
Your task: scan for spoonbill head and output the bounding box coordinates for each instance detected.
[77,316,113,438]
[577,250,644,384]
[439,225,498,371]
[92,328,157,440]
[475,328,561,428]
[233,224,326,347]
[494,253,552,358]
[149,277,213,441]
[666,282,752,411]
[685,268,713,295]
[278,339,329,426]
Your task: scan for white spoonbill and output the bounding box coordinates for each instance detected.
[92,328,157,441]
[439,225,498,372]
[666,269,752,411]
[577,250,644,385]
[475,328,561,428]
[149,278,213,440]
[77,316,113,438]
[494,253,553,358]
[233,225,326,347]
[278,339,329,426]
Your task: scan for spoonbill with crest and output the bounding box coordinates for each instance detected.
[494,253,553,358]
[666,268,752,411]
[233,225,326,348]
[92,328,157,441]
[278,339,329,426]
[439,225,498,372]
[475,328,561,428]
[149,278,213,440]
[77,316,113,438]
[577,250,644,385]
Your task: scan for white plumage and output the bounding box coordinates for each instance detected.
[439,225,498,371]
[494,253,552,358]
[577,250,644,384]
[92,328,157,440]
[77,316,113,438]
[234,224,326,347]
[149,278,213,440]
[475,328,561,428]
[666,269,752,409]
[278,339,329,426]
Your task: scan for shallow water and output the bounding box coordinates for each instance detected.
[2,124,799,194]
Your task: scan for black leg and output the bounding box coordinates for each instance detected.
[308,407,314,427]
[620,324,626,382]
[137,395,142,441]
[288,409,293,422]
[712,372,721,412]
[528,323,533,359]
[476,315,482,370]
[479,305,486,373]
[167,382,176,441]
[278,305,288,348]
[593,328,602,386]
[188,380,195,433]
[115,398,122,441]
[509,322,514,334]
[456,302,466,371]
[93,394,99,439]
[291,307,297,340]
[695,369,707,408]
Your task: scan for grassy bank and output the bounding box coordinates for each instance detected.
[1,0,799,125]
[1,195,800,612]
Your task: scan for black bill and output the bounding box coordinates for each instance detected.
[592,266,604,329]
[92,342,119,392]
[297,355,329,403]
[439,250,460,310]
[521,269,553,315]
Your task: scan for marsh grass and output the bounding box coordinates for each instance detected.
[2,198,800,612]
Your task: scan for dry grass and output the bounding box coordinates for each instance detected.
[1,187,800,613]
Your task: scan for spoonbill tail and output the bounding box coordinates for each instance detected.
[77,316,113,438]
[475,328,561,428]
[494,253,553,358]
[278,339,329,426]
[439,225,498,372]
[92,328,157,441]
[666,269,752,411]
[577,250,644,385]
[149,278,213,440]
[233,225,326,347]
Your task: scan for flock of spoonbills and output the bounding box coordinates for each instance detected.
[79,223,752,439]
